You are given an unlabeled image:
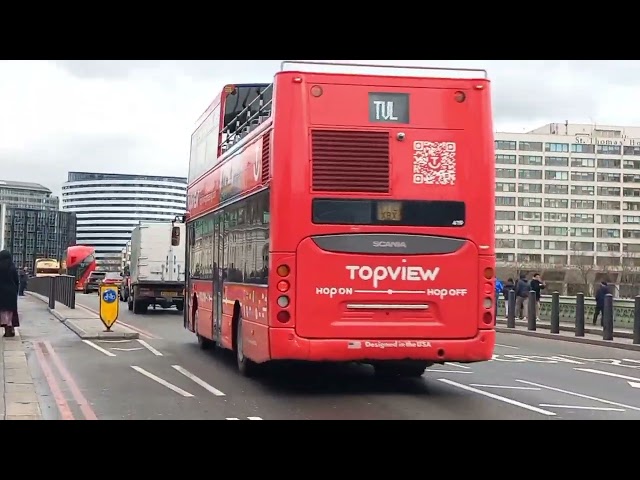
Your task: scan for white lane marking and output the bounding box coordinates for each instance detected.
[171,365,225,396]
[630,382,640,389]
[137,339,163,356]
[438,378,556,416]
[226,418,240,420]
[515,379,640,412]
[426,370,472,374]
[539,404,625,412]
[82,340,116,357]
[111,348,144,352]
[574,368,640,382]
[447,363,471,369]
[623,359,640,364]
[495,343,519,350]
[470,384,541,391]
[131,366,194,397]
[248,416,263,420]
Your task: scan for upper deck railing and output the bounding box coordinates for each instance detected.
[220,84,273,154]
[280,60,489,79]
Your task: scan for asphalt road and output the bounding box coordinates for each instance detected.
[17,292,640,420]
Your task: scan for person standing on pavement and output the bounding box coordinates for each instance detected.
[593,280,609,326]
[0,250,20,338]
[514,273,529,320]
[18,267,28,296]
[529,273,546,321]
[494,278,503,322]
[502,277,515,318]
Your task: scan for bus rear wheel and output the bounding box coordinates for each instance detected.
[373,361,431,378]
[235,318,257,377]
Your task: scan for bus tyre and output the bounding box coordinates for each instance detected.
[373,361,430,378]
[235,318,257,377]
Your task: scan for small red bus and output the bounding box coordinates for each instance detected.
[62,245,97,291]
[183,61,496,377]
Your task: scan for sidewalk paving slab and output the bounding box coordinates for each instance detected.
[496,319,640,352]
[1,328,43,421]
[26,291,138,340]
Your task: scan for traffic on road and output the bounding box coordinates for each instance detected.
[11,293,640,420]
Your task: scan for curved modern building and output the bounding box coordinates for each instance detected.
[61,172,187,269]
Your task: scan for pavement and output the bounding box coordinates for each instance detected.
[12,291,640,420]
[0,298,44,420]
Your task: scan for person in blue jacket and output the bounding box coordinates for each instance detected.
[495,279,503,321]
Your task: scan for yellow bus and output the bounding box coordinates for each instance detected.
[35,258,60,277]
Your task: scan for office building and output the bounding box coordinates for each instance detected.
[495,122,640,295]
[61,172,187,269]
[0,180,59,210]
[0,204,76,273]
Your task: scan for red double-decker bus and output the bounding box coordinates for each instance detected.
[61,245,97,291]
[182,61,495,377]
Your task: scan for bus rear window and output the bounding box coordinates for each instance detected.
[312,199,465,227]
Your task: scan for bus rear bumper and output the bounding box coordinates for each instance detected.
[269,328,495,363]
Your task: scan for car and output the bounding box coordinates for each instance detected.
[83,271,106,294]
[97,272,123,296]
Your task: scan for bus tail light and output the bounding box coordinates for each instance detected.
[482,312,493,325]
[277,280,290,292]
[454,91,466,103]
[483,267,494,280]
[277,296,290,308]
[483,297,492,309]
[277,311,290,323]
[310,85,323,97]
[478,256,496,330]
[277,264,290,277]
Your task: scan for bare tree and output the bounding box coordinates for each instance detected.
[617,251,639,298]
[569,248,595,295]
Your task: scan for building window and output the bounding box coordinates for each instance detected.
[597,200,620,210]
[544,212,568,222]
[598,158,621,169]
[597,173,621,182]
[597,144,621,155]
[623,229,640,239]
[623,146,640,156]
[597,186,621,197]
[518,253,542,263]
[545,184,568,195]
[518,211,541,222]
[623,201,640,211]
[544,240,568,250]
[496,182,516,192]
[570,227,594,237]
[623,215,640,224]
[496,224,515,234]
[623,174,640,184]
[570,241,594,251]
[519,183,543,193]
[496,196,516,207]
[545,156,569,167]
[571,144,595,153]
[597,242,620,253]
[518,240,542,249]
[597,214,621,224]
[596,228,620,239]
[518,141,543,152]
[545,170,569,181]
[495,154,517,165]
[495,140,516,150]
[518,197,542,208]
[623,188,640,198]
[571,185,595,196]
[571,157,595,168]
[518,169,543,180]
[571,213,594,224]
[572,172,595,182]
[545,199,568,209]
[623,159,640,169]
[545,143,569,153]
[496,238,515,249]
[544,226,568,236]
[518,155,543,166]
[495,210,516,221]
[517,225,541,235]
[497,253,515,262]
[496,168,516,179]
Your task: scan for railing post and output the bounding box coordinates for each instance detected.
[68,276,76,309]
[527,290,537,331]
[634,296,640,345]
[575,293,585,337]
[48,277,55,310]
[507,289,516,328]
[603,293,614,341]
[550,291,560,334]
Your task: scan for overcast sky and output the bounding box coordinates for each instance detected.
[1,60,639,196]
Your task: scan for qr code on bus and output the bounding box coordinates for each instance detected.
[412,141,457,186]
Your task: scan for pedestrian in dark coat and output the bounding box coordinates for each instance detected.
[593,281,609,326]
[0,249,19,337]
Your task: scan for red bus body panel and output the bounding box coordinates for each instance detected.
[185,68,495,366]
[64,245,97,291]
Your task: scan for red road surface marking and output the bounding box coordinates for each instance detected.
[34,342,74,420]
[43,341,98,420]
